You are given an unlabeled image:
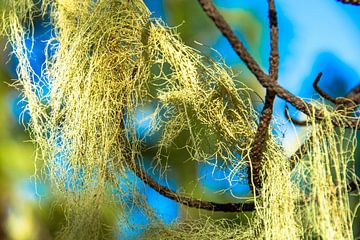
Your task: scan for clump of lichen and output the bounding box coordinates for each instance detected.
[2,0,358,239]
[141,217,254,240]
[292,103,358,239]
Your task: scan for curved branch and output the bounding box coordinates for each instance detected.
[285,105,308,127]
[346,85,360,103]
[126,146,357,213]
[123,147,358,213]
[197,0,360,129]
[127,159,255,212]
[120,123,255,211]
[313,72,338,104]
[313,72,360,108]
[337,0,360,5]
[264,80,360,129]
[289,83,360,168]
[286,81,360,126]
[337,84,360,111]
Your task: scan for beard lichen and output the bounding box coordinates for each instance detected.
[2,0,359,239]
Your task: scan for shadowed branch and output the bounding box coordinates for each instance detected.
[197,0,360,129]
[126,158,255,212]
[247,0,279,192]
[121,0,360,213]
[337,0,360,5]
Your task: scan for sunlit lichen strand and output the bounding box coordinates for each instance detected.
[1,0,358,239]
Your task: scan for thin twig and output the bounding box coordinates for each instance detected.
[121,0,360,213]
[289,83,360,168]
[286,77,360,126]
[337,0,360,5]
[313,72,351,105]
[284,105,308,127]
[247,0,278,192]
[197,0,360,129]
[197,0,267,82]
[126,158,255,212]
[313,72,338,104]
[120,105,254,212]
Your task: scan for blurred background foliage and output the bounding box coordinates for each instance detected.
[0,0,359,239]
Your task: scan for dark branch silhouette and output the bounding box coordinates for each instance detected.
[126,158,255,212]
[313,72,351,105]
[288,81,360,168]
[120,0,360,213]
[197,0,360,129]
[313,72,338,104]
[247,0,279,192]
[284,105,308,127]
[337,0,360,5]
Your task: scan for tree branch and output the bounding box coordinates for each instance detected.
[126,158,255,212]
[337,0,360,5]
[197,0,360,129]
[288,82,360,168]
[121,0,360,213]
[313,72,338,104]
[197,0,267,82]
[284,105,308,127]
[246,0,279,192]
[120,110,254,212]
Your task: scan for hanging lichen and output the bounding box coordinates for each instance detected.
[1,0,359,239]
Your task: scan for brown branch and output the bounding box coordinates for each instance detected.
[289,83,360,168]
[267,82,360,128]
[247,0,279,192]
[313,72,338,104]
[285,105,308,127]
[126,159,255,212]
[119,127,255,212]
[337,84,360,111]
[268,0,279,81]
[120,103,254,212]
[197,0,360,129]
[124,148,357,213]
[286,77,360,127]
[197,0,268,82]
[337,0,360,5]
[121,0,360,214]
[285,73,341,126]
[248,92,276,191]
[313,72,360,105]
[345,85,360,103]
